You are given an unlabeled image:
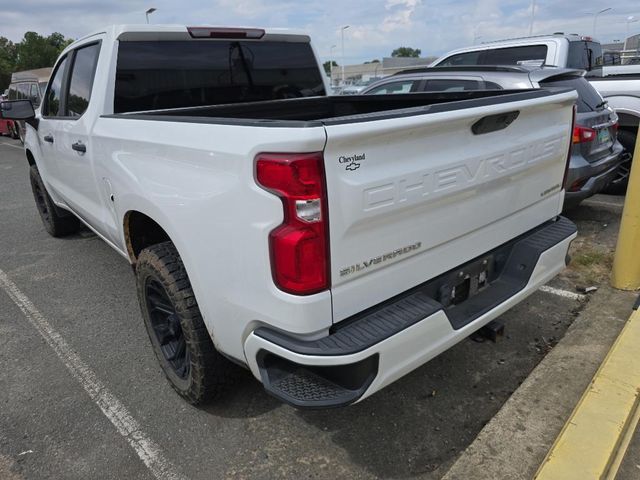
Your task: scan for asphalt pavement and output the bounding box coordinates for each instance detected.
[0,137,600,479]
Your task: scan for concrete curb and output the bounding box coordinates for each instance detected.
[535,308,640,479]
[441,285,637,480]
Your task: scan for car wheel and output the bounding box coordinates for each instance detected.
[602,129,635,195]
[136,241,237,404]
[29,165,80,237]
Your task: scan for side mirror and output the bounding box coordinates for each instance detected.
[0,100,36,121]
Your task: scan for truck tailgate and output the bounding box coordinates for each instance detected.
[322,90,577,322]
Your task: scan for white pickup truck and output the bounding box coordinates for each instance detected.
[2,25,578,409]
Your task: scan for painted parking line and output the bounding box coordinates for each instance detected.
[538,285,586,301]
[0,142,23,150]
[0,268,186,480]
[535,302,640,480]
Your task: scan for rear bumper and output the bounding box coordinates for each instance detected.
[244,217,577,409]
[564,143,625,207]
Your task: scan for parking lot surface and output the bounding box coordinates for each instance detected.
[0,137,618,479]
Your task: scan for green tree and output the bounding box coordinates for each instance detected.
[391,47,422,58]
[0,37,17,92]
[323,60,338,76]
[14,32,73,71]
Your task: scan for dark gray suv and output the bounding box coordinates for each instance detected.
[362,66,625,209]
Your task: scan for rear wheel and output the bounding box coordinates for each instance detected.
[29,165,80,237]
[135,241,237,404]
[603,129,635,195]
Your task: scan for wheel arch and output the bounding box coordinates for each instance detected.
[25,149,36,167]
[123,210,173,265]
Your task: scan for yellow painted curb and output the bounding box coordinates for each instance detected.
[535,307,640,480]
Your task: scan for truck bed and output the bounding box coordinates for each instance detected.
[105,89,564,126]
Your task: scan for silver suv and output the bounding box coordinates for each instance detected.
[362,66,624,208]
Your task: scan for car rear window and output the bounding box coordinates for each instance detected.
[538,75,603,112]
[115,40,326,113]
[567,41,603,75]
[438,45,547,67]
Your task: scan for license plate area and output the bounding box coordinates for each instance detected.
[438,255,494,307]
[596,128,611,145]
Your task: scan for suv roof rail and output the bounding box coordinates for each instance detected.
[392,65,531,76]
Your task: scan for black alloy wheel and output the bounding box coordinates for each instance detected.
[145,278,190,379]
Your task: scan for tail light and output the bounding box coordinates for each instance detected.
[563,105,577,189]
[256,152,329,295]
[572,125,596,144]
[187,27,265,39]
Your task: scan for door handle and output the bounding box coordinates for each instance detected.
[71,142,86,153]
[43,134,54,143]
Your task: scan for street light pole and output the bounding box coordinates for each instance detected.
[592,7,612,37]
[145,7,157,24]
[529,0,536,36]
[341,25,350,86]
[329,45,337,87]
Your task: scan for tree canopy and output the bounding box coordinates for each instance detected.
[0,32,73,91]
[323,60,338,76]
[391,47,422,58]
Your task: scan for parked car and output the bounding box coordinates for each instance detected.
[0,113,19,139]
[7,68,52,143]
[363,66,624,209]
[432,34,635,195]
[2,25,578,409]
[341,77,383,94]
[588,65,640,193]
[431,33,604,75]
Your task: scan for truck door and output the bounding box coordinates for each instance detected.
[51,41,105,232]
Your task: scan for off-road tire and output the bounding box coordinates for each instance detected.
[136,241,236,404]
[29,165,80,237]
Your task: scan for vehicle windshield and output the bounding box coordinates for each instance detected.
[567,41,603,76]
[115,40,326,113]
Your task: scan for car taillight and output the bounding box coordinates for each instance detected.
[572,125,596,144]
[255,152,329,295]
[563,105,577,190]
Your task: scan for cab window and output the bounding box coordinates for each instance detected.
[42,56,68,117]
[67,43,101,117]
[422,79,483,92]
[439,45,547,67]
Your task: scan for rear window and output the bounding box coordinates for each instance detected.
[438,45,548,67]
[115,40,326,113]
[567,41,603,76]
[539,76,603,112]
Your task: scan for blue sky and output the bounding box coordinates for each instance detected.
[2,0,639,64]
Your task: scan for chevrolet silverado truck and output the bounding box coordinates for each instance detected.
[1,25,578,409]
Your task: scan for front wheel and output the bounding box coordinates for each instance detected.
[135,241,237,404]
[29,166,80,237]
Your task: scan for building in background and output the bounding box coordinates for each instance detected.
[603,34,640,65]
